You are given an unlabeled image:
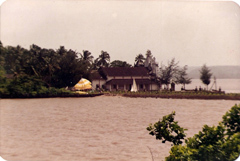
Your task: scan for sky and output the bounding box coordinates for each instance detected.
[0,0,240,66]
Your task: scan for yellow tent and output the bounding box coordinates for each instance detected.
[74,78,92,90]
[75,91,88,94]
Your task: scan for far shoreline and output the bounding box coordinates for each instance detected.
[2,91,240,100]
[107,91,240,101]
[122,93,240,100]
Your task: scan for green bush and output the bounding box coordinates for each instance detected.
[148,104,240,161]
[222,104,240,136]
[0,75,73,98]
[147,111,187,145]
[5,75,47,97]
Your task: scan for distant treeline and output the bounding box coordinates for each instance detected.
[0,41,121,96]
[0,41,133,88]
[0,41,198,97]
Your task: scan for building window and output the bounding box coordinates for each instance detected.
[113,84,117,89]
[119,84,124,90]
[140,84,144,89]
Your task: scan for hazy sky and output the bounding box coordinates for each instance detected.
[0,0,240,66]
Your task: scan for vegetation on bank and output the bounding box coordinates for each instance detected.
[147,104,240,161]
[0,42,127,98]
[0,41,132,89]
[0,75,103,98]
[0,42,194,97]
[0,42,238,98]
[122,91,240,100]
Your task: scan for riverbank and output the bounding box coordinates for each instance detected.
[1,91,240,100]
[0,92,103,99]
[120,91,240,100]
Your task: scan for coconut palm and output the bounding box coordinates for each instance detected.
[96,50,110,68]
[134,54,145,67]
[0,41,5,67]
[56,46,67,56]
[146,50,152,57]
[4,45,27,76]
[81,50,94,64]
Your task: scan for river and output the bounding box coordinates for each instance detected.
[1,96,240,161]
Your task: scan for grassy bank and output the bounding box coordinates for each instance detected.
[0,89,103,99]
[121,91,240,100]
[0,75,103,99]
[0,92,103,99]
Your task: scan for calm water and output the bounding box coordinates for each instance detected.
[175,79,240,93]
[1,96,240,161]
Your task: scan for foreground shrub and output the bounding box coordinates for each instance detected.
[147,111,187,145]
[148,104,240,161]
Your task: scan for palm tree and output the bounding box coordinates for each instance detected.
[56,46,67,56]
[146,50,152,57]
[4,45,26,76]
[0,41,3,48]
[40,49,60,86]
[134,54,145,67]
[96,50,110,68]
[0,41,5,67]
[29,44,44,77]
[81,50,94,64]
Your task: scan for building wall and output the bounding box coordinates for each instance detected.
[107,82,160,92]
[92,78,160,91]
[92,79,106,90]
[137,83,160,91]
[92,69,161,91]
[151,84,160,91]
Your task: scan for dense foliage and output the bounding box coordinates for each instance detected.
[110,60,132,67]
[0,42,145,97]
[1,44,92,88]
[147,104,240,161]
[147,111,187,145]
[0,42,99,97]
[0,41,195,97]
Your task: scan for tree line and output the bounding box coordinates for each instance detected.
[0,42,101,88]
[0,41,212,92]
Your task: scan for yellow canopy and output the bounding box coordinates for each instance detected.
[74,78,92,90]
[75,91,88,94]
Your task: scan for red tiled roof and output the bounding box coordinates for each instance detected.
[101,67,149,77]
[90,70,104,80]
